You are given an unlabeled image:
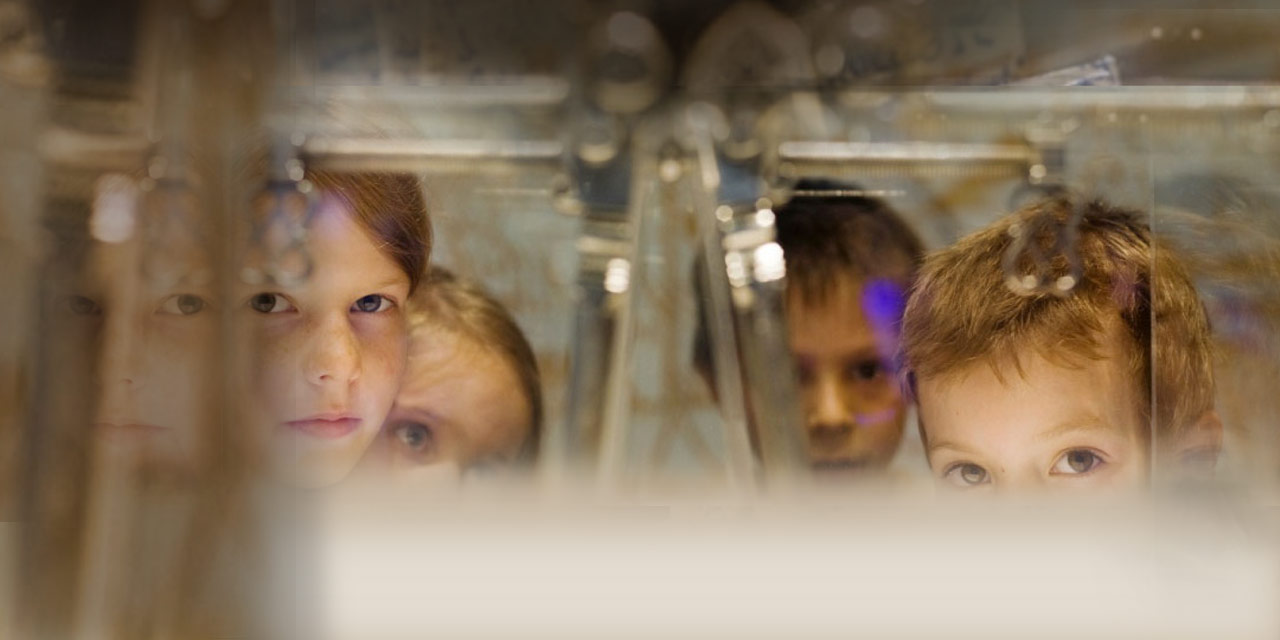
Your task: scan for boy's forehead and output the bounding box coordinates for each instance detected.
[787,274,865,313]
[918,336,1147,442]
[787,277,870,334]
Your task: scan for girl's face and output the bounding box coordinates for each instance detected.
[360,327,532,477]
[241,195,411,487]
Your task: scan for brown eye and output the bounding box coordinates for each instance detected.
[248,293,293,314]
[847,359,883,382]
[793,359,815,385]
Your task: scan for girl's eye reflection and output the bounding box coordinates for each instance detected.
[158,294,207,316]
[64,294,102,317]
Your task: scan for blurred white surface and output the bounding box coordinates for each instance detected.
[299,495,1280,639]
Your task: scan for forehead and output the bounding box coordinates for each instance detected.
[918,344,1145,452]
[81,235,213,295]
[285,196,410,288]
[399,330,531,453]
[788,274,866,322]
[787,276,900,355]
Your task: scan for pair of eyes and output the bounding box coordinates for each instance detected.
[65,293,207,317]
[942,449,1106,487]
[796,358,886,385]
[246,292,394,314]
[64,293,394,316]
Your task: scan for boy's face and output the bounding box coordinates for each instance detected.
[918,330,1149,495]
[787,277,907,477]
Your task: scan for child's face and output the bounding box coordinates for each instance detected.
[59,213,215,468]
[364,328,532,476]
[241,195,411,488]
[918,331,1149,495]
[787,278,906,477]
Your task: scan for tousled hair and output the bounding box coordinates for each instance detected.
[901,195,1215,438]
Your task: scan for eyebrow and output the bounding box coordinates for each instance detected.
[371,275,410,291]
[926,415,1114,455]
[391,404,445,428]
[925,439,979,456]
[1034,415,1114,442]
[793,346,883,362]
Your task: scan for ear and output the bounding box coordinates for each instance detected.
[1160,410,1224,484]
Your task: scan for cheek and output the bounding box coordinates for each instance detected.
[1111,441,1151,485]
[354,318,408,398]
[240,319,307,404]
[140,325,217,406]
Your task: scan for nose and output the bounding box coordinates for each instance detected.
[303,313,361,387]
[806,372,853,446]
[99,305,139,383]
[96,301,145,421]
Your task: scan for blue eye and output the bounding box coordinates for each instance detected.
[351,294,393,313]
[390,422,437,463]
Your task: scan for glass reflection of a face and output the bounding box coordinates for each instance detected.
[61,175,215,467]
[239,189,413,488]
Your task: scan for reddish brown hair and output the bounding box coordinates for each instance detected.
[307,171,432,292]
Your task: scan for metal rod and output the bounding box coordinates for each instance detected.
[779,141,1034,164]
[302,137,563,165]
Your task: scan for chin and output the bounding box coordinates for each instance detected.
[271,448,364,489]
[283,464,359,489]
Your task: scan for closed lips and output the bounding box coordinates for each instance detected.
[283,415,361,438]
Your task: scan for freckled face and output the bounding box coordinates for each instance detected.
[241,195,411,488]
[919,330,1149,496]
[787,277,907,477]
[362,328,532,477]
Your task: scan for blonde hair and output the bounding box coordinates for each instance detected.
[408,267,542,462]
[901,195,1215,438]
